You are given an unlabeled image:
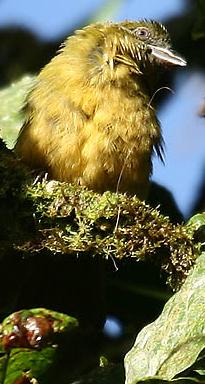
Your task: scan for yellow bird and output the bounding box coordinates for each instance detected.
[15,20,186,199]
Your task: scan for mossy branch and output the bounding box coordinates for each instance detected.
[0,140,197,291]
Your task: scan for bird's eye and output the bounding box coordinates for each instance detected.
[133,27,150,40]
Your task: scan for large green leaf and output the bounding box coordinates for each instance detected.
[124,251,205,383]
[0,75,35,149]
[0,308,78,384]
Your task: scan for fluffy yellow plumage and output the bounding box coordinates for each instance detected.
[15,20,186,199]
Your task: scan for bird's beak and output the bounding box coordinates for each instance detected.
[147,44,187,67]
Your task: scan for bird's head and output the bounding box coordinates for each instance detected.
[58,20,186,89]
[119,20,186,67]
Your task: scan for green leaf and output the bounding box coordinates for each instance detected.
[0,75,35,149]
[186,213,205,232]
[124,251,205,384]
[3,347,56,384]
[0,308,78,384]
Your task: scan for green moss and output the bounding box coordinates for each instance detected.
[0,145,197,291]
[22,180,195,290]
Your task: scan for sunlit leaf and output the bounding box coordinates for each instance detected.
[186,213,205,232]
[0,75,35,149]
[125,251,205,383]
